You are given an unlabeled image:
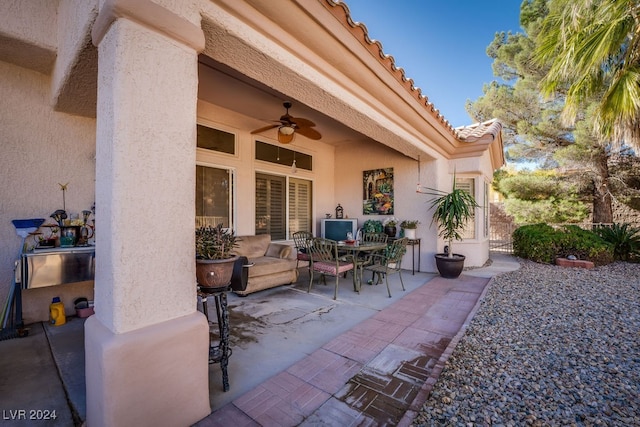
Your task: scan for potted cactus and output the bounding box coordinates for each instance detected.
[195,224,239,289]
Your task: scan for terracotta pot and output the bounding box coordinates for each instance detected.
[196,256,239,290]
[434,253,465,279]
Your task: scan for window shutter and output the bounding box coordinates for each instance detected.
[484,181,489,238]
[455,177,476,239]
[289,178,312,237]
[255,173,286,240]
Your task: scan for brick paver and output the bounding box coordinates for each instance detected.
[197,274,490,426]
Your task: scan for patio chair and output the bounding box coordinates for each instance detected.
[363,237,408,298]
[307,237,355,300]
[292,230,313,270]
[354,232,388,285]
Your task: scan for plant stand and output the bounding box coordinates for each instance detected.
[198,285,232,392]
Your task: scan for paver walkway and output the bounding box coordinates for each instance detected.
[195,274,490,426]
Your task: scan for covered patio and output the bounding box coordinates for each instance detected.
[1,256,522,425]
[0,1,504,425]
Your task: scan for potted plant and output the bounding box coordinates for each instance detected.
[38,226,59,248]
[362,219,383,234]
[195,224,239,289]
[400,220,420,239]
[383,217,399,238]
[425,176,479,278]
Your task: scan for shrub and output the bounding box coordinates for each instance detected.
[556,225,614,266]
[513,223,558,263]
[593,223,640,261]
[513,223,614,266]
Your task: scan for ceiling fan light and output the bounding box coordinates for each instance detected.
[278,128,295,144]
[279,125,295,135]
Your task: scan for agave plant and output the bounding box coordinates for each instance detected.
[195,223,237,260]
[593,223,640,261]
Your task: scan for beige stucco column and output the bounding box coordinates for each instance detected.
[86,1,209,426]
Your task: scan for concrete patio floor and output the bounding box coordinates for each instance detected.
[0,253,519,426]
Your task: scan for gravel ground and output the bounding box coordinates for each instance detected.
[413,260,640,426]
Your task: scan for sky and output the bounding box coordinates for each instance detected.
[342,0,523,127]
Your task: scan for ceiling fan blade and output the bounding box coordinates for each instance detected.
[296,126,322,140]
[290,117,316,128]
[251,124,279,134]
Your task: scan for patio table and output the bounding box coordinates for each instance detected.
[336,241,387,291]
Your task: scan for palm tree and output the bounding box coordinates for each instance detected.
[535,0,640,151]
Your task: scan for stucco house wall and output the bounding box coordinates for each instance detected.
[450,150,496,266]
[333,141,496,271]
[335,141,440,271]
[0,60,96,313]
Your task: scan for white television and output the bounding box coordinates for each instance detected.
[321,218,358,241]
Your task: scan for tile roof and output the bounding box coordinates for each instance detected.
[323,0,502,145]
[455,119,503,143]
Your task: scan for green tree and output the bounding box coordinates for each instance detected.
[468,0,640,223]
[535,0,640,151]
[467,0,573,168]
[494,169,589,223]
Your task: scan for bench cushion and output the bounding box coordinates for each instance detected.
[234,234,271,258]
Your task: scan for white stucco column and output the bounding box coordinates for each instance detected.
[86,1,209,426]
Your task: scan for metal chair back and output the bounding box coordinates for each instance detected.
[362,232,388,244]
[307,237,354,300]
[384,237,408,265]
[364,237,408,297]
[292,231,313,268]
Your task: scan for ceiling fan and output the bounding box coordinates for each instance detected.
[251,101,322,144]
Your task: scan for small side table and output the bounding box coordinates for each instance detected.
[198,284,232,392]
[406,238,421,275]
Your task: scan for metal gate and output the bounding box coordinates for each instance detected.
[490,221,516,253]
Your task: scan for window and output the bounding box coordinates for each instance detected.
[197,125,235,155]
[256,173,312,240]
[455,177,476,239]
[196,165,233,229]
[255,141,312,171]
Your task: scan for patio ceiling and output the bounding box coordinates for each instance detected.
[199,0,450,163]
[198,0,503,168]
[198,55,371,147]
